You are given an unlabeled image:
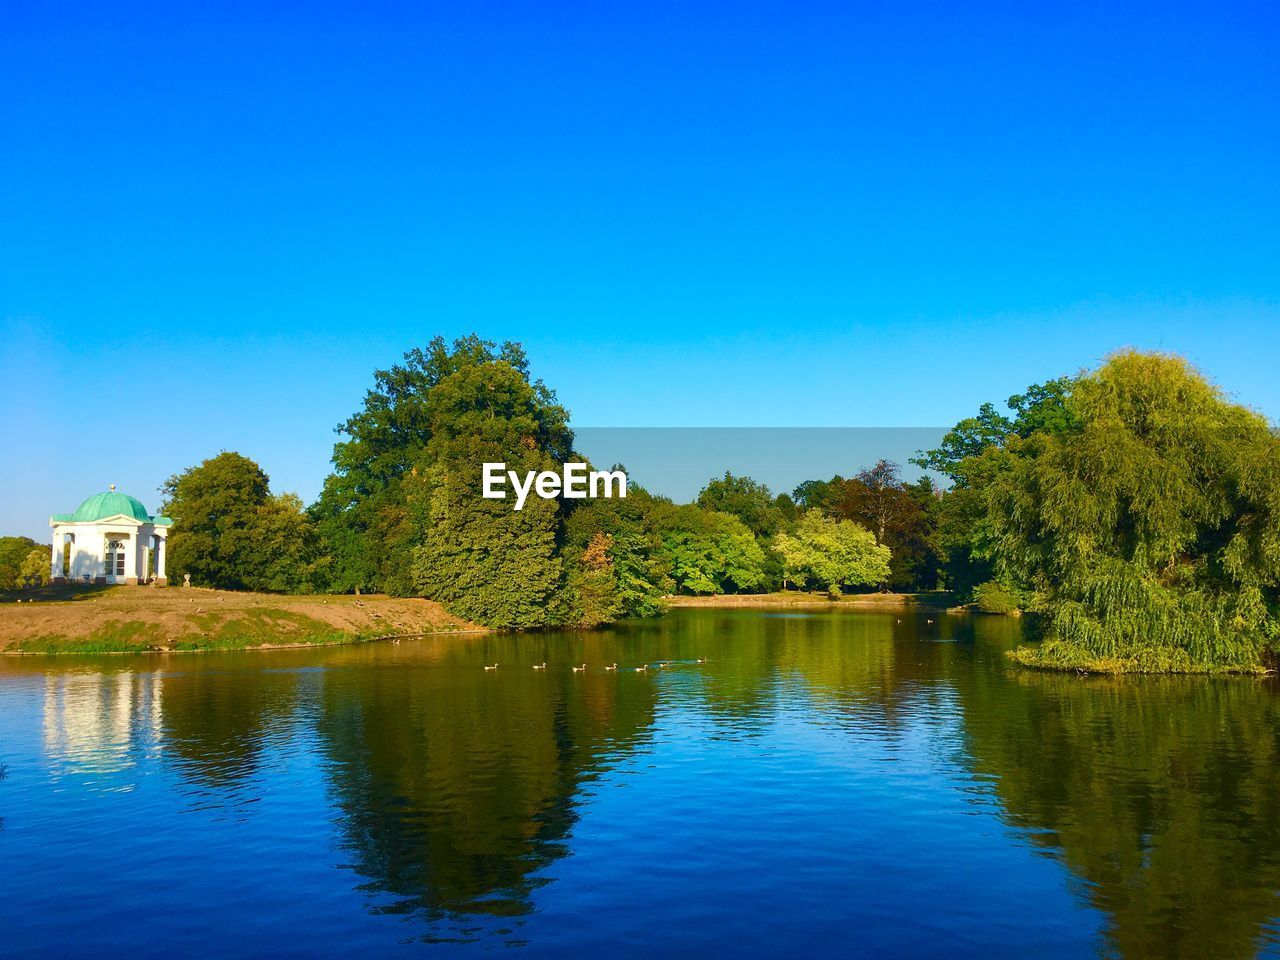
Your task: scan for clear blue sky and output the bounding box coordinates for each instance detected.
[2,1,1277,539]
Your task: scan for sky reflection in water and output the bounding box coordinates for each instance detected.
[2,609,1279,958]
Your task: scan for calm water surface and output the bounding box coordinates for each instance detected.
[3,609,1280,959]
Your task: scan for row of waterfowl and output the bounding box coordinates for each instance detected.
[484,658,707,672]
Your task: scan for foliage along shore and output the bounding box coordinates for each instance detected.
[666,591,954,609]
[10,337,1278,674]
[1005,639,1272,676]
[0,586,482,655]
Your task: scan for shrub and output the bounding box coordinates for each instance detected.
[972,580,1022,614]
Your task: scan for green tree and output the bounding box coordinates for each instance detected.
[985,352,1280,671]
[560,531,624,627]
[792,477,841,511]
[650,504,767,595]
[827,461,942,590]
[913,377,1077,596]
[225,493,320,593]
[0,536,39,573]
[912,377,1075,482]
[562,488,669,619]
[0,536,41,590]
[19,548,47,587]
[313,335,555,594]
[317,336,571,601]
[696,473,784,541]
[773,511,891,594]
[409,343,573,626]
[163,452,317,593]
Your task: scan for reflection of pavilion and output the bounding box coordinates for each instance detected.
[42,671,163,781]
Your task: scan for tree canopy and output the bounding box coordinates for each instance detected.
[90,337,1278,672]
[162,452,318,593]
[696,472,785,541]
[651,503,767,595]
[0,536,40,590]
[773,512,891,594]
[924,351,1280,671]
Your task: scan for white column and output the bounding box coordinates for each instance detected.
[97,532,108,581]
[156,536,167,581]
[123,533,137,582]
[51,529,64,580]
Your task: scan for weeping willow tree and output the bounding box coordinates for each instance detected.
[987,351,1280,672]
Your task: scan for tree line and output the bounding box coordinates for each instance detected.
[159,337,924,622]
[0,537,48,590]
[156,338,1280,670]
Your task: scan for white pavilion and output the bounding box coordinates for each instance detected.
[50,486,173,585]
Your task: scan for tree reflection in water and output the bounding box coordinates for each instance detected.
[10,611,1280,957]
[314,634,659,942]
[958,658,1280,960]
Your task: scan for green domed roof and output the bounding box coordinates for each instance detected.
[70,490,153,523]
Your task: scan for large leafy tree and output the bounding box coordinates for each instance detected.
[987,352,1280,671]
[913,377,1076,482]
[0,536,39,590]
[19,548,48,587]
[913,376,1078,595]
[772,511,891,594]
[163,452,317,592]
[827,460,941,590]
[650,504,767,595]
[792,477,840,512]
[696,473,785,541]
[408,341,573,626]
[562,488,670,619]
[313,335,552,594]
[224,493,321,594]
[789,464,941,590]
[317,335,670,625]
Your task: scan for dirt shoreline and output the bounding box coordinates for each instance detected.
[0,586,483,654]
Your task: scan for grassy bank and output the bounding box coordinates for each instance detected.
[0,586,482,654]
[1006,638,1270,676]
[666,591,955,610]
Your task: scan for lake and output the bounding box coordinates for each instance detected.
[3,608,1280,958]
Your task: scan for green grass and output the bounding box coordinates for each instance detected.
[1007,638,1270,675]
[9,610,384,655]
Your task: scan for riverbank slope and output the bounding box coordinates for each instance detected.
[0,586,482,654]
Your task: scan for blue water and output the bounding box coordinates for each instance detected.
[2,609,1278,958]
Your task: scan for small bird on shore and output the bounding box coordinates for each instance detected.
[533,662,546,670]
[484,663,498,671]
[572,663,587,672]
